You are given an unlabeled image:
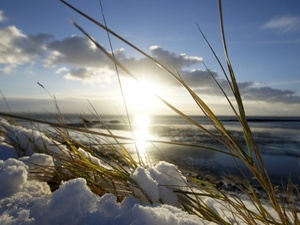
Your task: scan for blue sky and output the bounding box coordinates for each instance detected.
[0,0,300,116]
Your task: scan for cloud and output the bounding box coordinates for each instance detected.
[0,10,6,22]
[1,64,17,74]
[44,36,129,84]
[240,85,300,104]
[150,45,203,68]
[55,67,68,75]
[45,36,112,68]
[119,46,205,86]
[262,15,300,33]
[0,26,28,64]
[0,25,52,74]
[180,69,219,87]
[194,80,300,104]
[64,67,114,84]
[44,40,204,85]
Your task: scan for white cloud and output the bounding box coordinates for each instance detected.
[55,67,69,74]
[180,53,203,63]
[0,26,28,64]
[149,45,160,51]
[262,15,300,33]
[0,26,52,73]
[44,51,62,68]
[1,64,17,74]
[0,10,6,22]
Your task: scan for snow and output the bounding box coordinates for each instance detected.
[0,160,210,225]
[0,117,64,156]
[130,161,189,207]
[0,117,296,224]
[131,166,161,203]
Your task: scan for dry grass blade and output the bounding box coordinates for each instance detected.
[61,1,259,171]
[71,20,248,160]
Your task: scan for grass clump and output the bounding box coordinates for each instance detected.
[0,0,299,224]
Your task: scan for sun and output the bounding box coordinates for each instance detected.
[122,78,165,114]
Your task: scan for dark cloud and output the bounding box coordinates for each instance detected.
[45,36,109,68]
[150,46,203,68]
[17,33,53,55]
[180,69,219,87]
[194,80,300,104]
[69,68,92,79]
[119,46,206,86]
[64,67,113,84]
[241,85,300,104]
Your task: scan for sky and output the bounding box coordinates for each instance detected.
[0,0,300,116]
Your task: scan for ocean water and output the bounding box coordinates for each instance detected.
[142,115,300,185]
[14,113,300,185]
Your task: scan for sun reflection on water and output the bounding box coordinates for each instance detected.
[133,114,151,163]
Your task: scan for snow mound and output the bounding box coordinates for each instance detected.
[131,161,188,207]
[0,158,51,199]
[0,173,214,225]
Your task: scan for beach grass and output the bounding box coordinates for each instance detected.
[0,0,299,224]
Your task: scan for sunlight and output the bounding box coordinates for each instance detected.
[132,114,151,163]
[123,78,165,114]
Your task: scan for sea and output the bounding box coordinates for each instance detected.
[13,113,300,185]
